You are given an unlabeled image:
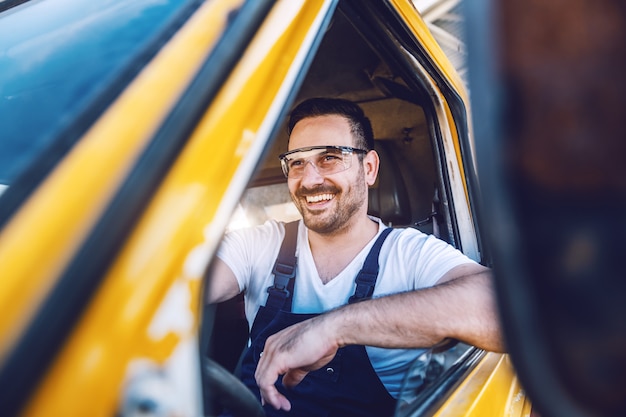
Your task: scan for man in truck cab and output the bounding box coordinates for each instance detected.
[206,97,504,416]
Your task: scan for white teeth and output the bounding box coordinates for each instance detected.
[306,193,334,203]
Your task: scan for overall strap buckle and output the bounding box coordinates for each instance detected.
[265,221,299,310]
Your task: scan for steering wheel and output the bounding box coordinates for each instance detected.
[202,357,265,417]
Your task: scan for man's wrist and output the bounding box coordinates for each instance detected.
[322,304,357,348]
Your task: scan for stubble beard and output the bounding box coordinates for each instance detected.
[293,175,368,236]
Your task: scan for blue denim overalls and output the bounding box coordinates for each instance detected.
[238,223,396,417]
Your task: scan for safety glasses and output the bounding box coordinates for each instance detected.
[278,145,367,179]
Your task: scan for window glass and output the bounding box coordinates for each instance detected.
[0,0,199,187]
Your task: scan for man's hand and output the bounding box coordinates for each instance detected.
[253,264,503,410]
[254,315,340,411]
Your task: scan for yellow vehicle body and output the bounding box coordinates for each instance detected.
[0,0,530,416]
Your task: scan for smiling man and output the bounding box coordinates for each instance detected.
[206,98,503,416]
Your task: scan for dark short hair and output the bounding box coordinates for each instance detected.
[287,97,375,150]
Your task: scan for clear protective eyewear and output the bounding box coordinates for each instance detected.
[278,145,368,179]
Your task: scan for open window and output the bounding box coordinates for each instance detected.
[232,5,474,249]
[204,1,487,416]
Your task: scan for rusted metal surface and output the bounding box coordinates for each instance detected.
[473,1,626,416]
[500,0,626,192]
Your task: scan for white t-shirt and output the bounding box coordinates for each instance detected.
[216,217,476,398]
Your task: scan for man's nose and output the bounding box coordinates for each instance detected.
[300,160,324,186]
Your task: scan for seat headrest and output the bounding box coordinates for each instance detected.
[368,142,412,226]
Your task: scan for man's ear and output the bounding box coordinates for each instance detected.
[363,150,379,186]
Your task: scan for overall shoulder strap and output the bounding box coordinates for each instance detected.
[265,220,299,310]
[349,227,393,304]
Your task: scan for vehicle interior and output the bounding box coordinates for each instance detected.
[233,10,446,238]
[202,4,477,416]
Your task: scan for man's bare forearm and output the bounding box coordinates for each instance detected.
[255,265,504,410]
[327,267,504,352]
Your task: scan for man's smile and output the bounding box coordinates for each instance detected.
[305,193,335,203]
